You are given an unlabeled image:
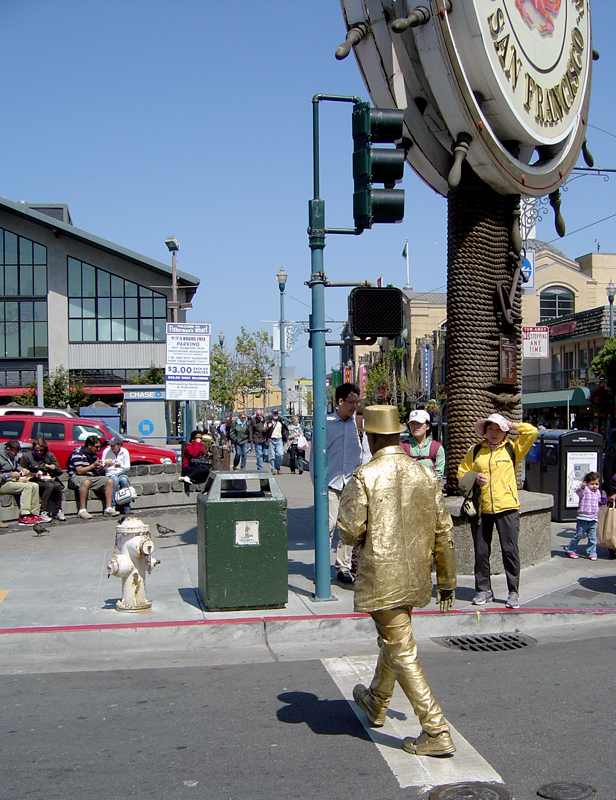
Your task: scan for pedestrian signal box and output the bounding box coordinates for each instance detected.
[348,287,404,339]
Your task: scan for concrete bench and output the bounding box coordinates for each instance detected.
[0,463,205,522]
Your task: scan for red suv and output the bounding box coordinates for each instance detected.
[0,414,176,469]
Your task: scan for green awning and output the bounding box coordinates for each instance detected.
[522,387,591,409]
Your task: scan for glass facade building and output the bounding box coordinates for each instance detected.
[67,257,167,343]
[0,197,199,394]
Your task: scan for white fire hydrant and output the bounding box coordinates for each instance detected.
[107,517,159,612]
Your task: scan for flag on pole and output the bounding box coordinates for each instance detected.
[377,275,382,287]
[402,242,408,259]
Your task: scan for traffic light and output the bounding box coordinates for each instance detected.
[352,102,405,230]
[348,286,404,339]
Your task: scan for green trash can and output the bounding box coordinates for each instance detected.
[197,471,288,611]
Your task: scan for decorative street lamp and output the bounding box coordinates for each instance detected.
[164,237,180,323]
[607,280,615,338]
[218,331,226,423]
[276,267,288,416]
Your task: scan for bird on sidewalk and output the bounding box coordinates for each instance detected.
[33,523,49,536]
[156,523,175,537]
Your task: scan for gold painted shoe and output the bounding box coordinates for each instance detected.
[352,684,388,727]
[402,730,456,757]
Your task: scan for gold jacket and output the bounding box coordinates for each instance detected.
[338,445,456,613]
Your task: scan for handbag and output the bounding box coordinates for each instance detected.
[297,435,308,450]
[115,485,137,505]
[597,501,616,549]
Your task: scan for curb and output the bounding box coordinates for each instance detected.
[1,607,615,673]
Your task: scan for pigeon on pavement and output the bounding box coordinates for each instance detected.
[156,523,175,536]
[33,523,49,536]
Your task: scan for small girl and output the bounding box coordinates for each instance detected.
[566,471,601,560]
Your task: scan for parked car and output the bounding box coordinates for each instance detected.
[0,407,78,417]
[0,414,176,468]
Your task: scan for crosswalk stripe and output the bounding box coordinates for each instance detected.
[322,655,503,790]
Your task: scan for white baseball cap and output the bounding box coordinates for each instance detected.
[474,413,510,436]
[408,409,431,425]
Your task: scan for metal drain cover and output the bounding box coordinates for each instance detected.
[432,633,537,652]
[567,589,600,600]
[537,782,595,800]
[430,782,512,800]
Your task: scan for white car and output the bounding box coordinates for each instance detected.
[0,407,78,418]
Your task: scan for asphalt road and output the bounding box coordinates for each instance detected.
[2,628,615,800]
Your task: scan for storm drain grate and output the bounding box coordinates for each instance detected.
[567,589,600,600]
[432,633,537,652]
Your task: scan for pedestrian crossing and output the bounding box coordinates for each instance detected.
[322,656,503,790]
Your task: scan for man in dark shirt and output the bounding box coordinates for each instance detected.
[67,435,119,520]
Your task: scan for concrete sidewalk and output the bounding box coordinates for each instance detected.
[1,458,615,672]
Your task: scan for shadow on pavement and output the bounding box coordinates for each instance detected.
[178,586,206,610]
[277,691,371,739]
[579,575,616,595]
[179,526,197,545]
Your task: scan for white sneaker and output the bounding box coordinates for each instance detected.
[78,509,93,520]
[104,507,120,516]
[179,476,192,484]
[39,512,52,523]
[54,509,66,521]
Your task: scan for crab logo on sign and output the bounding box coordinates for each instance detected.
[516,0,562,34]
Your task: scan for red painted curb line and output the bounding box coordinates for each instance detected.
[0,606,614,636]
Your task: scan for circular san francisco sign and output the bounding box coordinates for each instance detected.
[339,0,593,197]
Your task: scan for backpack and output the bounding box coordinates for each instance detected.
[408,438,442,468]
[473,441,515,466]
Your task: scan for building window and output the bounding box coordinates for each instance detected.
[67,258,167,342]
[540,286,574,321]
[0,228,48,359]
[0,228,47,298]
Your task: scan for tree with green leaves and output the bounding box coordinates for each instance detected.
[15,366,90,410]
[128,364,165,385]
[592,339,616,393]
[364,346,414,414]
[210,328,275,415]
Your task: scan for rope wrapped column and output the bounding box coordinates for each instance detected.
[445,167,522,489]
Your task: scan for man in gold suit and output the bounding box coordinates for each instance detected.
[337,405,457,757]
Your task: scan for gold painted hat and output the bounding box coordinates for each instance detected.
[362,405,401,435]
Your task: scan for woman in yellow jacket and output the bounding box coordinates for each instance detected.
[457,413,538,609]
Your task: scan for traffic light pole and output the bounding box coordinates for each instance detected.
[309,93,359,601]
[308,93,404,600]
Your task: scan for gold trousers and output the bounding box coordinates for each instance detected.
[369,606,448,736]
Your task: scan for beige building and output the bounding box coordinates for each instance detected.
[522,241,616,404]
[346,240,616,414]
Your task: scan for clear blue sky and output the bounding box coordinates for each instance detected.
[1,0,615,377]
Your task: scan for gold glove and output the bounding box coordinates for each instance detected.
[436,588,455,612]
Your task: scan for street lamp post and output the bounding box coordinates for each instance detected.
[277,267,287,416]
[165,237,180,323]
[164,237,184,438]
[606,281,616,436]
[218,331,226,424]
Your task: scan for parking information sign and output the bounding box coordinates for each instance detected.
[522,326,549,359]
[165,323,211,400]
